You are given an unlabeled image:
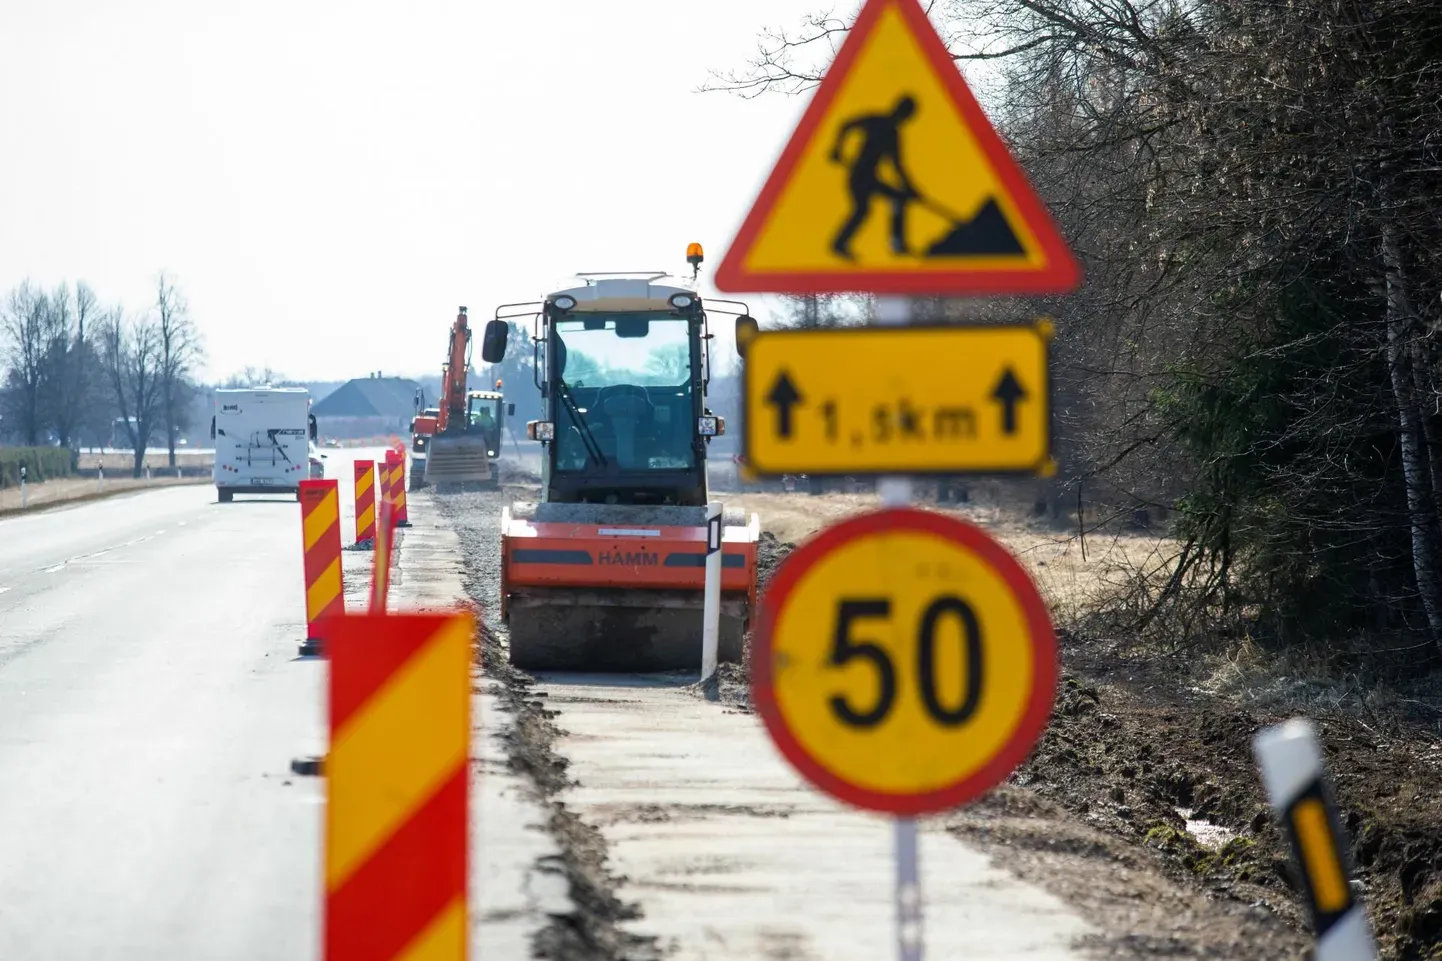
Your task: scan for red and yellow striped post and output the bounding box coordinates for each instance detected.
[385,448,411,528]
[370,483,394,613]
[354,459,376,546]
[380,454,397,529]
[324,611,473,961]
[298,479,344,657]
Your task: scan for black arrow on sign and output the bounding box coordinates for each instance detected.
[766,371,804,439]
[990,367,1028,435]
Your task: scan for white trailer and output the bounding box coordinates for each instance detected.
[210,387,316,502]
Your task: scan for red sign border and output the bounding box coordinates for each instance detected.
[712,0,1081,296]
[750,506,1058,815]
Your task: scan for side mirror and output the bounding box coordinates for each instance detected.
[308,414,318,442]
[209,416,216,440]
[698,415,726,437]
[481,320,509,364]
[734,315,759,359]
[507,403,516,416]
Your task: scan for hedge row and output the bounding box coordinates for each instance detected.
[0,447,75,488]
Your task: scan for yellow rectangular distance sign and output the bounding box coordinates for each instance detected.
[741,321,1053,476]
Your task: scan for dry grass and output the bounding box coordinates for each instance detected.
[721,489,1442,728]
[1195,635,1442,729]
[721,490,1174,621]
[0,475,207,514]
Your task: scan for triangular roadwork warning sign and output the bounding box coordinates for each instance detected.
[714,0,1082,296]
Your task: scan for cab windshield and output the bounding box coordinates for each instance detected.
[468,398,501,430]
[551,313,695,472]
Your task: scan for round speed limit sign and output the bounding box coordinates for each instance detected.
[752,507,1058,815]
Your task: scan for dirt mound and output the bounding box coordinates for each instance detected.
[925,197,1025,257]
[1032,639,1442,961]
[756,530,795,588]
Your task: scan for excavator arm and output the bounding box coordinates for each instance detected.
[443,309,472,424]
[422,307,498,490]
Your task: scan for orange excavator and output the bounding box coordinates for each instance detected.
[412,307,499,490]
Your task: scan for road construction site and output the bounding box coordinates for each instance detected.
[2,262,1436,961]
[4,443,1441,959]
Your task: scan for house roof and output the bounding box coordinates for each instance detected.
[311,376,419,418]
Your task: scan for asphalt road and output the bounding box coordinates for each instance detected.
[0,483,327,959]
[0,448,564,960]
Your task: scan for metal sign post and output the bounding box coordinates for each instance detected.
[878,295,924,961]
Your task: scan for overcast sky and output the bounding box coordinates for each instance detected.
[0,0,854,382]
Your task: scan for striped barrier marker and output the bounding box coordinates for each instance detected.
[386,449,411,528]
[298,478,344,657]
[380,455,399,530]
[324,610,473,961]
[1253,718,1377,961]
[354,459,376,547]
[370,481,394,613]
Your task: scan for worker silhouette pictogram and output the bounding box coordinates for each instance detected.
[828,93,1027,261]
[830,95,920,259]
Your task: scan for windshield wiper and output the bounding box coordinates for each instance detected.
[555,379,607,467]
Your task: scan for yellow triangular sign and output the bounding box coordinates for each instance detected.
[714,0,1081,296]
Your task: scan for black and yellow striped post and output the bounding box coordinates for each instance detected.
[1253,718,1376,961]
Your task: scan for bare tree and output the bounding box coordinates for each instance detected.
[774,293,870,329]
[154,272,204,468]
[219,365,286,388]
[98,307,165,477]
[714,0,1442,660]
[40,282,104,452]
[0,282,54,446]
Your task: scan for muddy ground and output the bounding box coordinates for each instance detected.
[736,529,1442,961]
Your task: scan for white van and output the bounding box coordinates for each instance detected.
[210,387,317,502]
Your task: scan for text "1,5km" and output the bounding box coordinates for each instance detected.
[740,321,1054,477]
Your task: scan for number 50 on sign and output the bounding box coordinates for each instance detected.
[751,508,1057,815]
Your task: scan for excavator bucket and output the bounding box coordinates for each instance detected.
[423,431,497,490]
[499,502,760,672]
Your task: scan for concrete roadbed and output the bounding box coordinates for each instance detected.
[541,675,1094,960]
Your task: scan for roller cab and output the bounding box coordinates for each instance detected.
[482,258,763,673]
